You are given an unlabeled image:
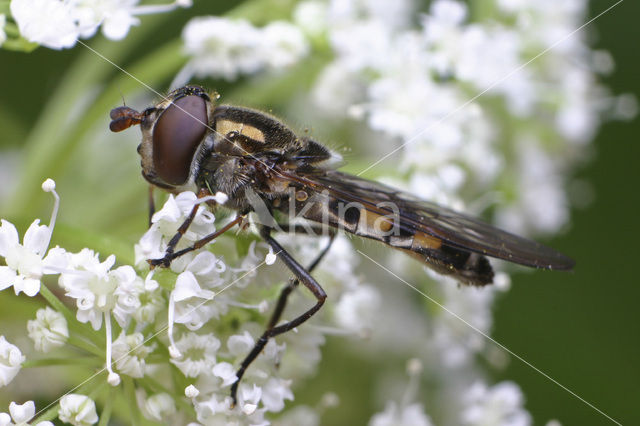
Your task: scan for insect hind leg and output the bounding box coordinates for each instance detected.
[230,227,334,407]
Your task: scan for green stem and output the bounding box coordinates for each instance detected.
[39,283,72,317]
[97,387,114,426]
[23,356,100,368]
[66,335,104,357]
[32,403,59,424]
[123,376,141,426]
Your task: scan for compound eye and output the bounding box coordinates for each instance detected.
[152,95,208,185]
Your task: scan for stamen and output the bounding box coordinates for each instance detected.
[104,313,120,386]
[41,178,59,252]
[167,292,181,358]
[190,191,228,206]
[185,384,200,398]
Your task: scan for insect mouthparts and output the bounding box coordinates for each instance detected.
[109,106,144,132]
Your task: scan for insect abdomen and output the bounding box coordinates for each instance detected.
[288,194,495,286]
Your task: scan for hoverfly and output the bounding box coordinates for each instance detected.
[109,85,574,404]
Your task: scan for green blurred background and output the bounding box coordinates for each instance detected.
[0,0,637,424]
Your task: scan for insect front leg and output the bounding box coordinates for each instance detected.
[148,185,155,228]
[149,215,243,268]
[148,187,244,268]
[230,227,332,407]
[148,201,200,268]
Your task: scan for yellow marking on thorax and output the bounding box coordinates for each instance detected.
[411,231,443,250]
[216,119,265,143]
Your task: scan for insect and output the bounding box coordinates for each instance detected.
[109,85,574,404]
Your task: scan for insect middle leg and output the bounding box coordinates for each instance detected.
[230,227,335,406]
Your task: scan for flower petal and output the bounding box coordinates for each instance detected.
[0,267,17,291]
[10,0,79,49]
[0,220,19,258]
[17,277,41,297]
[9,400,35,423]
[173,271,214,302]
[102,11,139,41]
[42,246,69,274]
[23,219,51,256]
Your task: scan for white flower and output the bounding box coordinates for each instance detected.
[71,0,190,41]
[334,285,380,336]
[111,265,147,327]
[212,362,237,387]
[182,251,226,289]
[191,395,230,423]
[227,331,254,357]
[131,277,164,324]
[171,271,215,316]
[495,142,569,235]
[238,383,262,415]
[0,336,25,387]
[192,392,268,425]
[312,60,365,114]
[0,400,53,426]
[262,21,309,69]
[182,17,265,80]
[58,249,146,329]
[10,0,191,50]
[134,192,218,271]
[461,381,531,426]
[138,392,176,422]
[58,249,118,330]
[181,17,308,81]
[10,0,78,49]
[111,332,153,378]
[430,282,495,368]
[27,307,69,352]
[166,269,218,355]
[293,0,328,37]
[369,401,433,426]
[170,332,220,377]
[261,377,293,412]
[0,219,66,297]
[58,394,98,426]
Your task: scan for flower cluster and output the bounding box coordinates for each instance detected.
[177,16,309,83]
[165,0,628,423]
[284,0,627,423]
[0,0,629,424]
[0,182,332,425]
[7,0,191,50]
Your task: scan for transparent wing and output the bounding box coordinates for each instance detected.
[282,168,575,270]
